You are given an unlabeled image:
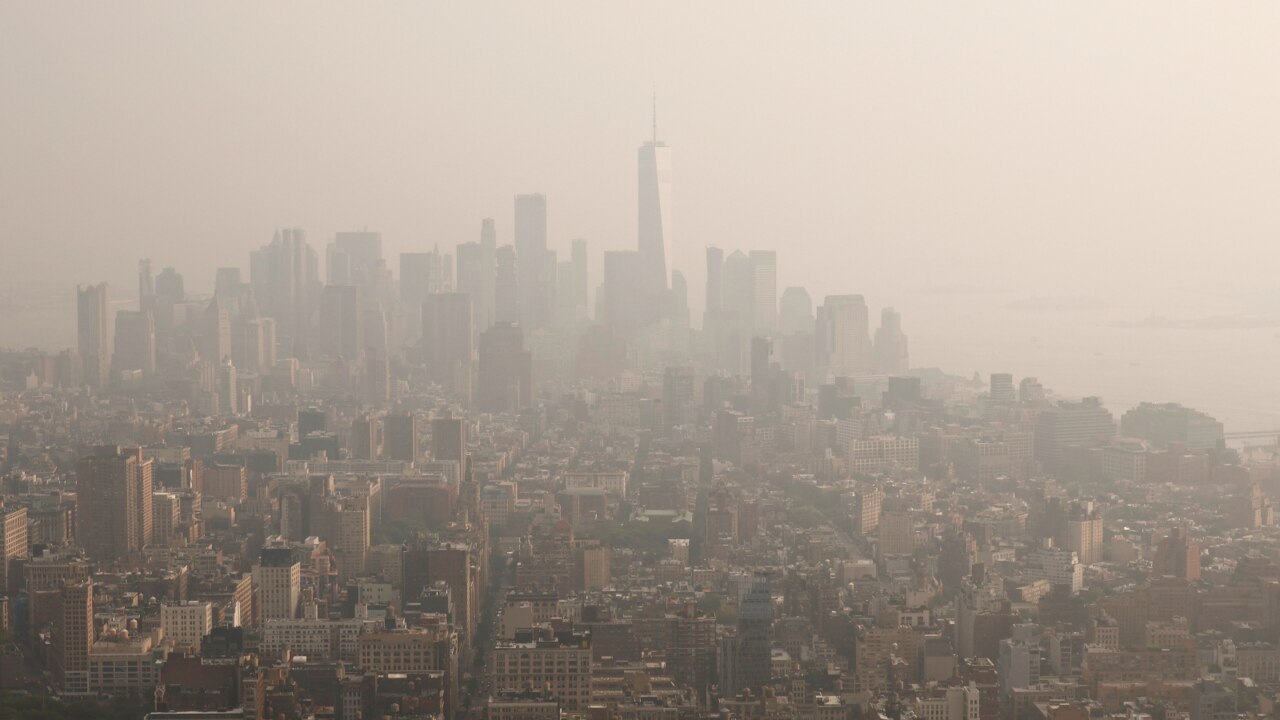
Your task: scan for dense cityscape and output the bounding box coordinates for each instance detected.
[0,114,1278,720]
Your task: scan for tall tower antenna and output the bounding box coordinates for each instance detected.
[652,89,657,144]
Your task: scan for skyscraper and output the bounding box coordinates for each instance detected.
[250,228,319,349]
[319,285,363,359]
[872,307,909,375]
[138,259,154,310]
[705,246,724,315]
[254,546,301,621]
[76,446,154,561]
[778,286,814,336]
[53,578,94,695]
[113,309,156,375]
[1153,526,1200,581]
[333,494,370,581]
[218,358,238,415]
[816,295,871,379]
[749,250,777,333]
[422,292,474,391]
[721,251,756,332]
[384,413,418,463]
[571,238,588,313]
[494,245,519,324]
[400,251,435,344]
[990,373,1016,403]
[638,110,672,299]
[0,506,28,593]
[514,194,551,328]
[202,298,231,364]
[456,242,492,331]
[77,282,109,387]
[477,322,533,413]
[662,366,696,431]
[735,572,772,695]
[431,412,466,465]
[481,218,497,320]
[1033,397,1115,468]
[600,250,645,336]
[330,231,383,284]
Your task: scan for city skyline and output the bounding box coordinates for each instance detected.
[6,5,1280,315]
[6,5,1280,719]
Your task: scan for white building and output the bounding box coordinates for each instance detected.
[1027,541,1083,593]
[160,601,212,650]
[911,684,981,720]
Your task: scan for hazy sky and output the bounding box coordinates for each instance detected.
[5,2,1280,317]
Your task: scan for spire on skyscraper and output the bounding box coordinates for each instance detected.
[652,89,658,144]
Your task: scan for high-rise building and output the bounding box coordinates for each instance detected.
[638,123,672,299]
[853,485,883,535]
[749,250,777,333]
[329,230,385,294]
[431,413,466,466]
[492,630,593,710]
[400,251,438,344]
[575,542,611,591]
[494,245,520,324]
[556,259,576,325]
[240,316,275,373]
[202,297,231,364]
[400,251,443,307]
[1066,513,1104,565]
[997,625,1041,693]
[384,413,418,464]
[456,241,493,331]
[76,446,153,561]
[422,292,473,389]
[53,578,94,695]
[477,322,532,413]
[705,246,724,315]
[319,284,363,360]
[1120,402,1224,452]
[662,366,696,431]
[599,250,645,335]
[778,286,814,336]
[1153,526,1200,581]
[0,506,27,593]
[1027,541,1083,593]
[77,282,110,387]
[250,228,319,349]
[138,259,154,309]
[1033,397,1115,468]
[218,359,238,416]
[254,546,301,621]
[161,601,213,651]
[350,415,378,461]
[778,286,816,382]
[734,572,773,695]
[155,266,184,303]
[749,336,776,416]
[990,373,1016,403]
[204,463,247,502]
[721,251,756,332]
[333,494,370,581]
[514,194,552,329]
[816,295,871,379]
[571,239,588,314]
[477,218,498,325]
[879,510,916,556]
[113,309,156,375]
[872,307,909,375]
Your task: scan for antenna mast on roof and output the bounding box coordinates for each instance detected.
[652,89,657,144]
